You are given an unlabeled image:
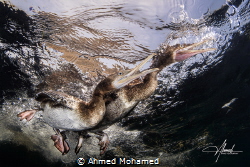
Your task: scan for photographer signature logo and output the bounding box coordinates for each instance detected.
[202,139,243,162]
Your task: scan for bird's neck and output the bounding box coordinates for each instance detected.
[79,78,115,127]
[89,92,105,108]
[125,71,158,102]
[78,92,107,128]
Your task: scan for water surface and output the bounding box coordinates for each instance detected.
[1,0,250,166]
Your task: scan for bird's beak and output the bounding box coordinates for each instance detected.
[113,54,159,89]
[174,40,216,61]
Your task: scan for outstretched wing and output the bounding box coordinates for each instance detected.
[35,91,84,110]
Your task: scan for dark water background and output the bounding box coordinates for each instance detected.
[1,0,250,166]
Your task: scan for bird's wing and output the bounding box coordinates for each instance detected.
[35,91,84,110]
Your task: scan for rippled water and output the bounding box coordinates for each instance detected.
[6,0,227,59]
[1,0,250,166]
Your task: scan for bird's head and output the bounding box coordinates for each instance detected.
[172,40,216,62]
[152,40,216,70]
[111,54,159,89]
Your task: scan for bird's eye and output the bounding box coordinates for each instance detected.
[118,72,123,75]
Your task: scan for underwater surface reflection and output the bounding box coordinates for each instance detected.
[1,0,250,166]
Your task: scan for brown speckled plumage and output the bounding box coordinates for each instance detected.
[91,41,215,131]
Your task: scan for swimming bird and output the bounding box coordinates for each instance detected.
[17,56,159,155]
[75,40,216,154]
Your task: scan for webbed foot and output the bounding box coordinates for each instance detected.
[51,129,70,155]
[17,109,38,121]
[96,132,109,155]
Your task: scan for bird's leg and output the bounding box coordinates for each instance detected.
[51,128,70,155]
[17,108,42,121]
[75,133,84,155]
[75,131,91,154]
[95,131,110,155]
